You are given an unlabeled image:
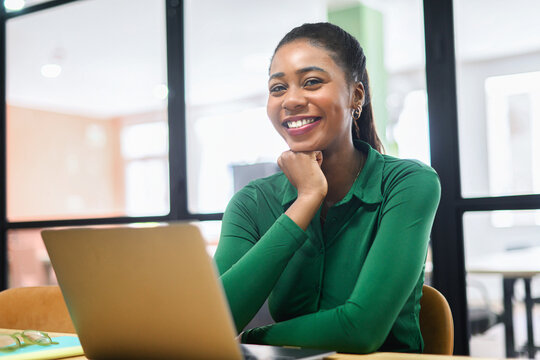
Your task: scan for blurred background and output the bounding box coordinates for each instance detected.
[2,0,540,357]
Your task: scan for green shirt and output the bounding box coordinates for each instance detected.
[214,141,441,354]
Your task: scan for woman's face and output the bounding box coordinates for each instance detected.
[267,40,358,153]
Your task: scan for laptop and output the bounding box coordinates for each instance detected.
[42,223,335,360]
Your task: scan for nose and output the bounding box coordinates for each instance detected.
[282,87,307,112]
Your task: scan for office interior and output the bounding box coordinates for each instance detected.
[1,0,539,358]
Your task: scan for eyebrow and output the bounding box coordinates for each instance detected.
[269,66,328,81]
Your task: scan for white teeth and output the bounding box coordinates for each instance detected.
[286,118,317,128]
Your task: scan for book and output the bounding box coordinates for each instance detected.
[0,336,83,360]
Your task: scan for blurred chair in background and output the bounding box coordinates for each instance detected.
[0,286,75,333]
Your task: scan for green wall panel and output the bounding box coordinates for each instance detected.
[328,5,388,148]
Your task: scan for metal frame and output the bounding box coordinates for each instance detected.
[0,0,223,290]
[424,0,540,355]
[423,0,469,354]
[164,0,222,223]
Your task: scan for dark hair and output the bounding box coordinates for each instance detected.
[272,22,384,153]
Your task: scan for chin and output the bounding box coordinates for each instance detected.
[287,142,321,153]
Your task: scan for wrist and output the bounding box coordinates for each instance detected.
[285,194,324,231]
[297,191,326,206]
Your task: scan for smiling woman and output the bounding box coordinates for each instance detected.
[267,42,354,154]
[214,23,441,354]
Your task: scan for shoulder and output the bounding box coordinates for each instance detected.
[226,171,289,210]
[380,154,440,198]
[247,171,289,193]
[222,171,290,233]
[381,154,438,180]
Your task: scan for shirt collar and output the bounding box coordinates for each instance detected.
[347,140,384,205]
[280,140,384,207]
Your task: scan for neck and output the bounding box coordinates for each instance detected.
[320,141,364,207]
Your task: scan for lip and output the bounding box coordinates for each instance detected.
[282,116,322,136]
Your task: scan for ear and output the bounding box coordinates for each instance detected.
[351,82,365,109]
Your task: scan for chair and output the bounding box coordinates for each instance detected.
[0,286,75,333]
[467,280,502,336]
[419,284,454,355]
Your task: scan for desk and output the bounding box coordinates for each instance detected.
[468,247,540,359]
[0,329,513,360]
[51,353,502,360]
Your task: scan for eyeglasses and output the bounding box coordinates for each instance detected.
[0,330,58,352]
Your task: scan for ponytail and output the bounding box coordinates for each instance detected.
[352,70,384,153]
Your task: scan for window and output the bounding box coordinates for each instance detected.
[3,0,171,289]
[120,116,169,216]
[453,0,540,356]
[6,0,169,221]
[184,0,326,214]
[184,0,429,214]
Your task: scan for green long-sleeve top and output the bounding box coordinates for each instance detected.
[214,141,441,354]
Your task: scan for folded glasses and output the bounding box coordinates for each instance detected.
[0,330,59,352]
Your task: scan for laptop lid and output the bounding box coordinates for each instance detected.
[42,223,243,360]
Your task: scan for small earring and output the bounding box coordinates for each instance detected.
[352,106,362,120]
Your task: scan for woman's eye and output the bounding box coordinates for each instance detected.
[304,78,322,87]
[270,84,286,93]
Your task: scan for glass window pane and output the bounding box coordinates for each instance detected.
[7,223,222,288]
[125,159,169,217]
[329,1,429,163]
[463,210,540,358]
[454,0,540,198]
[6,0,169,221]
[7,229,56,288]
[185,0,428,214]
[184,0,326,214]
[121,121,168,160]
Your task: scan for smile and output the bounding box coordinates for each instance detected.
[282,116,322,136]
[284,117,321,129]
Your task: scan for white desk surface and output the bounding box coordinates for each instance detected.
[0,329,513,360]
[466,246,540,277]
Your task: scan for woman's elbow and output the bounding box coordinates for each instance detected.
[335,319,387,353]
[336,306,388,353]
[343,330,386,354]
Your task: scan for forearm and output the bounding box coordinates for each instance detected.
[243,302,386,354]
[217,214,308,332]
[285,194,324,231]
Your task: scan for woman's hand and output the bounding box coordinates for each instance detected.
[278,150,327,230]
[278,150,327,198]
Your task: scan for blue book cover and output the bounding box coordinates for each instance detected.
[0,336,83,360]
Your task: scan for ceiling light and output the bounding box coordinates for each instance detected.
[153,84,168,100]
[41,63,62,78]
[4,0,25,11]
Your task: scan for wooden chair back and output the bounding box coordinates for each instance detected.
[0,286,75,333]
[419,284,454,355]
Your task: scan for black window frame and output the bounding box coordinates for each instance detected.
[424,0,540,355]
[0,0,203,287]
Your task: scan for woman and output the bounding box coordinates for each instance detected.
[214,22,440,354]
